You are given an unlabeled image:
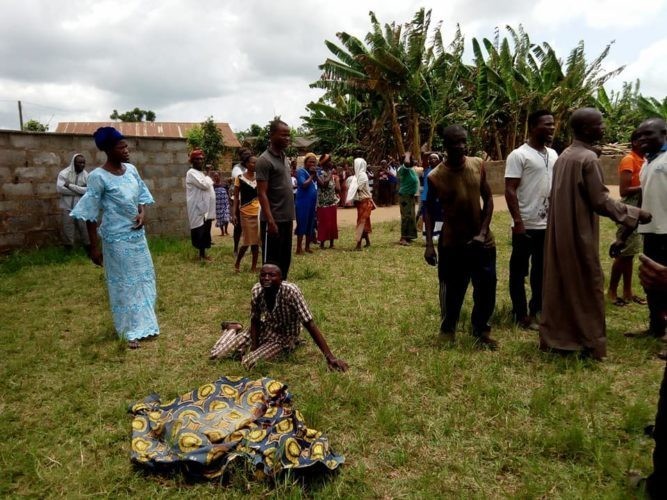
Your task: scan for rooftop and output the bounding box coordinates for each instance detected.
[54,121,241,148]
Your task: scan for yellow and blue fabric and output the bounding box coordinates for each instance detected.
[129,376,344,479]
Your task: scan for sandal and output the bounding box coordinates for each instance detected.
[624,329,652,338]
[220,321,243,331]
[128,340,140,349]
[631,296,647,305]
[612,297,627,307]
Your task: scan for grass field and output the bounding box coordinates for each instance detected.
[0,211,663,498]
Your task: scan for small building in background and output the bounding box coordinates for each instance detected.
[55,121,241,168]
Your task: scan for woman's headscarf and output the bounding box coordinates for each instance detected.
[345,158,368,203]
[353,158,368,182]
[189,149,205,162]
[303,152,317,165]
[63,153,85,184]
[319,153,332,167]
[93,126,124,152]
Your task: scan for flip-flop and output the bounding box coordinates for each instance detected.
[220,321,243,331]
[624,330,652,338]
[612,297,627,306]
[631,296,647,305]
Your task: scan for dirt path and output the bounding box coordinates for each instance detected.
[215,186,621,232]
[336,186,620,227]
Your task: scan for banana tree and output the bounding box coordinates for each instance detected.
[638,95,667,120]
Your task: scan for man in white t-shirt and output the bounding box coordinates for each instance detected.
[504,110,558,329]
[636,117,667,339]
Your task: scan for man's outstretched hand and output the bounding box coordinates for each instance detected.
[327,356,349,372]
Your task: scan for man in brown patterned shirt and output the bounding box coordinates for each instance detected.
[210,264,348,371]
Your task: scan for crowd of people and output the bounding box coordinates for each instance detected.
[57,111,667,495]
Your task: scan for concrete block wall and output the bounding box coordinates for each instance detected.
[0,129,626,253]
[0,130,236,253]
[484,155,623,195]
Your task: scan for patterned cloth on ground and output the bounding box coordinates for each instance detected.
[129,376,344,479]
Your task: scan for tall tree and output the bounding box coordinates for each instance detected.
[469,27,624,158]
[110,107,157,122]
[235,119,299,158]
[22,119,48,132]
[637,95,667,121]
[309,9,466,161]
[596,80,643,143]
[306,11,650,160]
[312,16,407,158]
[186,117,225,167]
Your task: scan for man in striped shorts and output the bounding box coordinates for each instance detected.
[210,264,348,371]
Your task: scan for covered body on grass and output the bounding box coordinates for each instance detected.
[129,375,344,479]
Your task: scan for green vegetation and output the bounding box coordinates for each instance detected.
[303,8,665,161]
[235,119,301,158]
[0,212,662,497]
[22,118,48,132]
[110,108,157,122]
[185,117,226,168]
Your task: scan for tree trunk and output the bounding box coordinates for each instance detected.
[427,120,435,152]
[509,113,518,155]
[494,130,502,161]
[412,111,421,160]
[386,95,405,157]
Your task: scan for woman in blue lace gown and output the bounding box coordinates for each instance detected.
[71,127,159,348]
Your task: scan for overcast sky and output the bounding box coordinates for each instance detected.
[1,0,666,133]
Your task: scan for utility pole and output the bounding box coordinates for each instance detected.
[18,100,23,130]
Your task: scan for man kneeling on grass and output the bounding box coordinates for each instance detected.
[210,263,348,371]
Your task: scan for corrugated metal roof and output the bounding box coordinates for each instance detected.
[54,121,241,148]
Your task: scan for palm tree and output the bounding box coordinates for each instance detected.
[307,15,634,161]
[468,26,625,158]
[308,9,469,160]
[312,20,407,157]
[638,95,667,120]
[595,81,642,143]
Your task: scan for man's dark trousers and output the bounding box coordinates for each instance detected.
[438,243,497,335]
[643,233,667,337]
[261,221,293,280]
[509,229,545,322]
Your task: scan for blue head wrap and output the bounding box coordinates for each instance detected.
[93,127,124,151]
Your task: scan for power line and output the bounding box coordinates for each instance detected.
[0,98,70,112]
